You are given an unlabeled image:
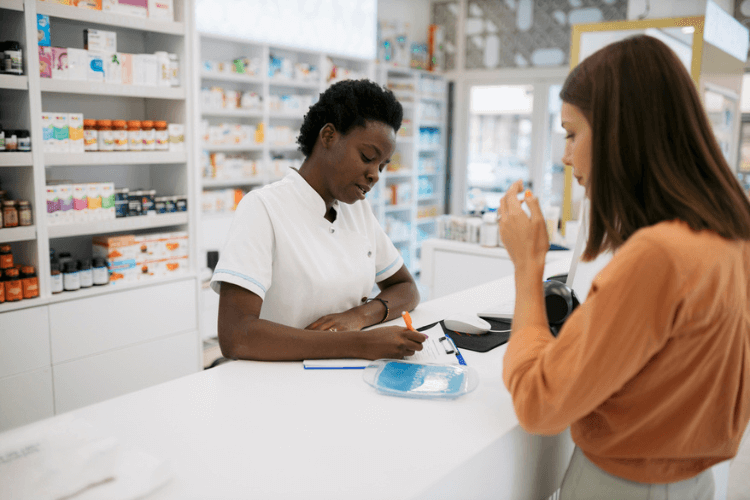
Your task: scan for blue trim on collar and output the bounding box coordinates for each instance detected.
[213,269,267,293]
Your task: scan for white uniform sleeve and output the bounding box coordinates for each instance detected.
[210,193,274,299]
[369,205,404,283]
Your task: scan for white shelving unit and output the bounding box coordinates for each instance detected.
[372,64,448,277]
[0,0,200,433]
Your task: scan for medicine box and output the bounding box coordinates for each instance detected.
[52,113,69,152]
[46,185,59,225]
[120,53,133,84]
[87,52,105,82]
[52,48,68,79]
[86,183,102,220]
[168,124,184,152]
[105,53,122,84]
[72,183,89,222]
[43,0,71,4]
[148,0,173,20]
[55,183,74,225]
[73,0,102,9]
[38,47,52,78]
[41,113,54,152]
[116,0,148,17]
[99,183,115,219]
[67,48,88,81]
[68,113,84,153]
[37,15,51,47]
[84,29,117,54]
[140,54,158,86]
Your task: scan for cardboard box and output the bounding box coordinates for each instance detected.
[168,123,184,152]
[87,52,105,82]
[140,54,158,86]
[86,183,102,220]
[55,183,74,225]
[155,51,170,87]
[72,183,88,222]
[116,0,147,17]
[52,113,69,152]
[37,14,51,47]
[41,113,55,152]
[100,182,115,219]
[73,0,102,9]
[104,53,122,84]
[83,29,117,54]
[67,48,88,81]
[93,234,139,261]
[68,113,84,153]
[52,47,68,79]
[41,0,70,4]
[38,46,52,78]
[120,53,133,85]
[46,185,59,225]
[148,0,173,20]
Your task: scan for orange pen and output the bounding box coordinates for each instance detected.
[402,311,417,332]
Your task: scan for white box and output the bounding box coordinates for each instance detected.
[52,47,68,80]
[56,184,74,225]
[140,54,158,86]
[68,113,84,153]
[87,183,102,221]
[41,113,55,152]
[87,52,105,82]
[168,123,184,152]
[155,51,170,87]
[105,53,122,84]
[148,0,173,20]
[72,184,89,222]
[100,182,115,219]
[84,29,117,54]
[116,0,148,18]
[52,113,69,152]
[46,185,59,225]
[67,48,88,81]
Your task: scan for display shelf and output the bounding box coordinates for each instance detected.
[418,171,440,176]
[268,111,306,119]
[0,74,28,90]
[40,80,187,100]
[0,296,46,314]
[0,152,33,166]
[0,225,36,243]
[36,1,185,35]
[267,144,298,152]
[385,170,413,178]
[200,71,264,84]
[418,144,442,153]
[0,0,23,10]
[201,108,263,118]
[202,143,263,152]
[420,95,446,104]
[44,151,188,166]
[420,120,442,128]
[45,273,196,305]
[268,78,321,89]
[396,136,414,144]
[48,212,189,238]
[385,204,412,212]
[417,216,438,224]
[418,195,441,202]
[202,177,264,188]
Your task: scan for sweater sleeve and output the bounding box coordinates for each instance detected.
[502,233,685,435]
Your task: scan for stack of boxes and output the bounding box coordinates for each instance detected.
[41,112,84,153]
[46,182,115,225]
[39,0,174,21]
[93,231,188,284]
[38,18,179,88]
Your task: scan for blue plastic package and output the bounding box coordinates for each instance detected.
[363,360,479,399]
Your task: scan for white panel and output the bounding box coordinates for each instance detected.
[432,250,515,299]
[53,331,199,414]
[0,368,54,432]
[50,280,197,364]
[0,307,51,379]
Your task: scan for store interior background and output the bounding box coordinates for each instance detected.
[2,1,750,496]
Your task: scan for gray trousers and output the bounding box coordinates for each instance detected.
[560,447,715,500]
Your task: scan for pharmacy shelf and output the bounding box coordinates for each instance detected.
[40,80,187,100]
[417,216,438,224]
[0,225,36,243]
[420,95,446,104]
[396,136,414,144]
[418,144,442,153]
[0,0,23,11]
[36,1,185,35]
[385,170,413,178]
[385,204,412,213]
[201,108,263,118]
[200,71,264,84]
[418,171,440,176]
[0,296,46,314]
[420,121,442,128]
[202,143,263,152]
[418,195,441,202]
[202,177,264,188]
[48,212,189,239]
[0,74,28,90]
[268,111,306,119]
[44,151,188,166]
[267,144,299,152]
[0,152,33,166]
[268,78,321,89]
[46,273,196,305]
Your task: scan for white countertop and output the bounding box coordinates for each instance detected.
[1,255,575,500]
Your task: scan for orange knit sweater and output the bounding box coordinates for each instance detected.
[503,220,750,483]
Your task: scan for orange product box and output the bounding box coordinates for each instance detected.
[92,234,139,261]
[73,0,102,8]
[41,0,71,4]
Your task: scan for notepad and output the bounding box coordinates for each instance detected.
[303,324,462,369]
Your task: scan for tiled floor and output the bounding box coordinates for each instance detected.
[728,423,750,499]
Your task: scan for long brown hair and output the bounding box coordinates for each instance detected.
[560,35,750,261]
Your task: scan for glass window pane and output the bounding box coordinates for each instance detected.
[466,85,532,212]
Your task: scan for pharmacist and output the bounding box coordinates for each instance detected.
[210,79,425,361]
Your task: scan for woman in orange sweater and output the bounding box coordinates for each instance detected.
[499,35,750,498]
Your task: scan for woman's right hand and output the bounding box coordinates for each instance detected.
[358,326,428,360]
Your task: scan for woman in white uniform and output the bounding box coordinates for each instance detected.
[211,79,425,361]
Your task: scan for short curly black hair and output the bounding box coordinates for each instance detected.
[296,79,403,157]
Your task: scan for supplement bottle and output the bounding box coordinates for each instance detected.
[50,260,63,294]
[17,200,32,226]
[4,267,23,302]
[97,120,114,151]
[79,259,93,288]
[21,266,39,299]
[63,260,80,291]
[127,120,142,151]
[84,119,98,151]
[112,120,128,151]
[92,257,109,286]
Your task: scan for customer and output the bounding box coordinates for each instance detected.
[211,79,424,361]
[499,35,750,499]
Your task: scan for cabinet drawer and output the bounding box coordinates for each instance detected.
[50,279,197,364]
[0,307,51,379]
[0,368,54,432]
[53,330,199,414]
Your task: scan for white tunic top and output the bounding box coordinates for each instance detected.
[210,169,404,329]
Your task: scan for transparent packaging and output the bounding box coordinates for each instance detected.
[363,360,479,399]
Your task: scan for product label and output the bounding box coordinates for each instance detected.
[84,130,98,150]
[6,280,23,301]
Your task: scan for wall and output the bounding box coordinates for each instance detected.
[627,0,734,19]
[378,0,432,45]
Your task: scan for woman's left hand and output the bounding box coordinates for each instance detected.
[306,311,365,332]
[499,180,548,274]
